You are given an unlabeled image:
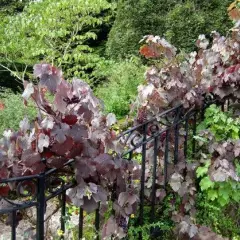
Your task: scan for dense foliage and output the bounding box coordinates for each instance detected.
[1,1,240,239]
[0,0,29,18]
[106,0,177,59]
[194,104,240,239]
[0,0,116,85]
[107,0,232,59]
[95,57,145,118]
[0,63,141,239]
[0,89,37,135]
[130,6,240,237]
[165,0,232,52]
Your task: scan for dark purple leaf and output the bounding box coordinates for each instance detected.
[34,64,62,93]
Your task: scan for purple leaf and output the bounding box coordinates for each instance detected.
[41,116,54,130]
[51,123,69,144]
[21,149,41,167]
[62,115,78,125]
[118,192,138,207]
[54,80,73,113]
[78,105,93,122]
[19,117,30,133]
[34,64,62,93]
[51,137,74,156]
[82,196,98,213]
[22,83,34,100]
[169,173,183,192]
[47,157,67,169]
[106,113,116,127]
[38,133,49,153]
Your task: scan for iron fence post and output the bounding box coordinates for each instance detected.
[37,174,45,240]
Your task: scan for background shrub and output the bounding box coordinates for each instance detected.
[0,89,36,135]
[106,0,177,59]
[106,0,232,58]
[165,0,232,52]
[95,57,145,118]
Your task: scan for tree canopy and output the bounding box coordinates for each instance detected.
[0,0,116,86]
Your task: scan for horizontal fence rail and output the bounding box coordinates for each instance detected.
[0,97,225,240]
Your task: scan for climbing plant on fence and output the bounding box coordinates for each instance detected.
[131,7,240,238]
[0,3,240,240]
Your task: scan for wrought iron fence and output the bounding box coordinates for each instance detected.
[0,98,224,240]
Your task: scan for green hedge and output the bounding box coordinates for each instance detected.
[95,57,145,118]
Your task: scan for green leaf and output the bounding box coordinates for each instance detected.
[196,161,210,178]
[218,195,228,206]
[200,176,214,191]
[207,189,218,201]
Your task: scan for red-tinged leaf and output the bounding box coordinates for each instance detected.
[0,102,4,110]
[62,115,78,125]
[51,137,74,156]
[228,8,240,20]
[110,130,117,140]
[0,168,8,179]
[160,132,167,142]
[118,192,138,207]
[65,142,83,158]
[42,151,54,159]
[22,149,41,167]
[0,185,10,197]
[82,196,98,213]
[78,105,93,122]
[226,65,236,74]
[68,124,88,141]
[140,45,158,58]
[226,64,240,74]
[30,162,45,174]
[208,86,215,93]
[51,123,69,144]
[47,157,66,168]
[43,129,51,136]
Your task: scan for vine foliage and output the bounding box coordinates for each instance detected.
[132,7,240,239]
[0,63,140,239]
[1,3,240,239]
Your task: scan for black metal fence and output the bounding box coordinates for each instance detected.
[0,98,223,240]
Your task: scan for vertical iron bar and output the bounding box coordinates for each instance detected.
[150,136,158,222]
[60,191,66,239]
[128,151,133,187]
[192,114,197,159]
[174,123,179,164]
[174,107,181,164]
[221,102,224,112]
[138,123,147,239]
[11,210,16,240]
[95,208,100,240]
[78,208,83,240]
[37,174,45,240]
[227,99,230,112]
[164,130,169,188]
[184,118,189,158]
[128,151,133,161]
